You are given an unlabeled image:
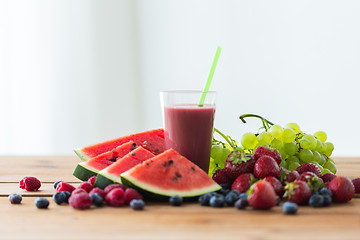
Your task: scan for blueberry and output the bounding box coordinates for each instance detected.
[35,198,49,209]
[319,187,333,197]
[228,190,240,197]
[234,198,248,210]
[225,192,238,206]
[322,195,332,207]
[8,194,22,204]
[238,193,248,201]
[169,195,183,206]
[276,196,281,206]
[217,188,230,196]
[62,191,71,203]
[309,194,324,208]
[282,201,298,214]
[53,180,63,190]
[130,199,145,210]
[198,193,215,206]
[53,192,67,205]
[90,193,104,207]
[209,194,225,208]
[220,184,231,190]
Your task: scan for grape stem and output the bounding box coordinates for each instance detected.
[213,128,238,149]
[239,114,275,131]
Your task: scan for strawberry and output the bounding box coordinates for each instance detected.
[253,155,280,178]
[296,163,322,178]
[56,182,76,193]
[224,151,256,180]
[254,146,282,165]
[212,169,233,186]
[321,173,336,183]
[285,171,300,184]
[248,180,277,210]
[352,177,360,193]
[328,176,355,203]
[87,176,97,186]
[264,176,284,197]
[284,180,312,205]
[231,173,256,193]
[297,172,324,192]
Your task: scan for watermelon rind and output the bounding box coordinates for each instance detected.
[94,173,119,189]
[74,149,90,161]
[73,162,99,181]
[120,173,221,201]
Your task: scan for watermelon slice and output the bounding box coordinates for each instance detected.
[121,149,221,200]
[74,129,165,161]
[73,141,136,181]
[95,146,155,189]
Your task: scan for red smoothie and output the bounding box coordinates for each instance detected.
[163,104,215,173]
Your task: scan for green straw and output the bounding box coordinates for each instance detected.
[199,46,222,106]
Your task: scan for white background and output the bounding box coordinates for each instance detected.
[1,0,359,156]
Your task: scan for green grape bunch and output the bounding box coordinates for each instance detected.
[209,114,336,177]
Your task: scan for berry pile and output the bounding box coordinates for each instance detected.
[209,114,336,176]
[205,144,358,213]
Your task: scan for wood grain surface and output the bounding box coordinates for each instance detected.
[1,156,360,240]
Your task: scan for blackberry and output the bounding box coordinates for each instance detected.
[234,198,248,210]
[309,194,324,208]
[209,194,225,208]
[8,194,22,204]
[53,180,63,190]
[282,201,298,214]
[169,195,183,206]
[225,192,238,206]
[130,199,145,210]
[53,192,67,205]
[35,198,50,209]
[198,193,215,206]
[90,193,104,207]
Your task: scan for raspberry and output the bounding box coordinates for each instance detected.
[124,188,143,205]
[77,182,93,193]
[352,177,360,193]
[87,176,97,186]
[19,176,41,191]
[56,182,76,193]
[69,192,92,209]
[104,184,126,195]
[89,187,106,198]
[105,188,125,206]
[71,188,87,195]
[322,173,336,183]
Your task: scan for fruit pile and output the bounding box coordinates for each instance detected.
[209,114,336,176]
[207,144,359,213]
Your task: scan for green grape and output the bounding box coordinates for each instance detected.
[300,139,310,149]
[327,157,335,164]
[208,158,216,175]
[286,155,300,166]
[285,123,301,134]
[283,142,298,156]
[314,162,324,173]
[315,139,325,152]
[288,162,301,171]
[322,168,332,175]
[324,160,337,174]
[314,131,327,142]
[271,138,283,150]
[210,144,223,163]
[278,148,288,160]
[310,151,324,165]
[282,128,296,143]
[299,149,313,163]
[324,142,334,157]
[318,154,325,165]
[302,134,317,150]
[269,125,284,139]
[257,132,272,145]
[241,132,258,149]
[222,148,231,162]
[279,160,287,168]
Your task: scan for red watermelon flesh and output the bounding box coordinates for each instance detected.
[120,149,221,198]
[74,128,165,161]
[95,146,155,187]
[73,141,136,181]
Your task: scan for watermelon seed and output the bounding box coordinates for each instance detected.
[132,143,136,147]
[175,172,182,178]
[132,153,136,156]
[110,158,117,162]
[168,160,174,165]
[191,167,196,171]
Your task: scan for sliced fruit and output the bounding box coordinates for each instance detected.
[73,141,136,181]
[74,129,165,161]
[95,147,155,189]
[121,149,221,200]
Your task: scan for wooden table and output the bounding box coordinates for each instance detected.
[1,156,359,240]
